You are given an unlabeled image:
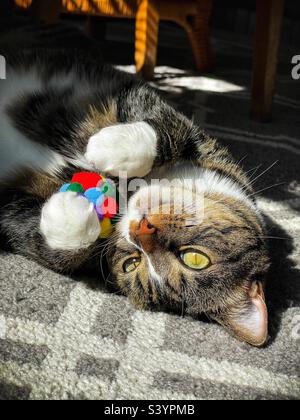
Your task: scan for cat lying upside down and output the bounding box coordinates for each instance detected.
[0,45,270,347]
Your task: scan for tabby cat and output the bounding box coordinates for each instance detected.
[0,26,270,347]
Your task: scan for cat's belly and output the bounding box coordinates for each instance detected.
[0,113,66,179]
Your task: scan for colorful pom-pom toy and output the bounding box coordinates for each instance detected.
[60,172,119,239]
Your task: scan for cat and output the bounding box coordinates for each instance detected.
[0,26,270,347]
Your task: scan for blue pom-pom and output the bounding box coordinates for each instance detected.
[60,183,71,193]
[84,188,103,205]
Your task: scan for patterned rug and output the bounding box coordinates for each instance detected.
[0,22,300,400]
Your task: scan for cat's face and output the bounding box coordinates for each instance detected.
[109,183,270,347]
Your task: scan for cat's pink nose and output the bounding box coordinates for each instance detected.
[130,218,157,252]
[135,218,156,236]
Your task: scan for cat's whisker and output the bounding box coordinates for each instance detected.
[259,235,290,241]
[247,160,279,187]
[99,246,108,281]
[104,272,116,288]
[236,154,248,166]
[248,181,286,198]
[245,164,262,179]
[232,162,279,198]
[204,311,214,324]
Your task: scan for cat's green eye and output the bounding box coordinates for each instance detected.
[180,250,211,270]
[123,257,141,273]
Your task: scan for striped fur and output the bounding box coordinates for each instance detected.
[0,26,270,346]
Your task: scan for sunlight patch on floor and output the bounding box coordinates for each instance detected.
[116,65,246,94]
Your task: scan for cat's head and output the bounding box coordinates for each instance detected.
[109,176,270,347]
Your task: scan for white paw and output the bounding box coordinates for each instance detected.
[85,122,157,178]
[40,191,101,251]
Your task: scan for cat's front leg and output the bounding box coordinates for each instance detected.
[40,191,101,251]
[85,122,158,178]
[1,189,101,273]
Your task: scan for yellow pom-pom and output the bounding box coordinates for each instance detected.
[99,218,113,239]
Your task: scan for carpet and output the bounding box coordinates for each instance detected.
[0,22,299,400]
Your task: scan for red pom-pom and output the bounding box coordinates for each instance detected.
[101,197,119,219]
[71,172,103,192]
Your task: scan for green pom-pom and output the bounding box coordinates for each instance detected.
[67,183,84,193]
[99,181,116,198]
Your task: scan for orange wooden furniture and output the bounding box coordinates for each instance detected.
[14,0,285,122]
[251,0,285,122]
[15,0,213,80]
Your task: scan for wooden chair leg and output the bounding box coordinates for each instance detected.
[251,0,285,122]
[30,0,61,23]
[185,0,213,72]
[135,0,159,80]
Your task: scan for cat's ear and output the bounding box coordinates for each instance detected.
[211,281,268,347]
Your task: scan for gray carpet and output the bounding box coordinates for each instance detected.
[0,25,300,400]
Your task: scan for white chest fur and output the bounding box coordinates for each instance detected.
[0,69,67,178]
